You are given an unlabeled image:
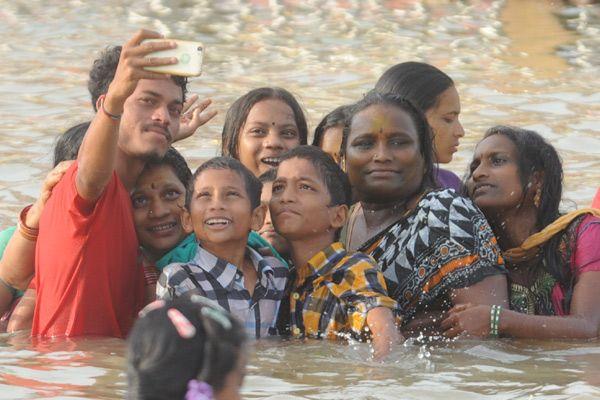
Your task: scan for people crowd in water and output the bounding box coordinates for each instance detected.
[0,30,599,399]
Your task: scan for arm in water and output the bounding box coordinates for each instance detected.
[442,271,600,339]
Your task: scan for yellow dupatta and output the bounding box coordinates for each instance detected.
[504,208,600,262]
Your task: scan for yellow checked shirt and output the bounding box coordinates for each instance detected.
[289,242,399,341]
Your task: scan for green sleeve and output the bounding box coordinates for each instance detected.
[247,231,288,268]
[0,226,17,259]
[0,226,24,298]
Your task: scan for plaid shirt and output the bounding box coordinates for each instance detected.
[289,242,399,341]
[157,245,288,338]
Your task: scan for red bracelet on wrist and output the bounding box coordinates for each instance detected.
[98,94,122,121]
[18,204,39,241]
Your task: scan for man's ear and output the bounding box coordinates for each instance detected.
[250,203,267,232]
[329,204,348,230]
[181,209,194,234]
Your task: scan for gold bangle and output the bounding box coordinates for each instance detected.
[18,205,39,241]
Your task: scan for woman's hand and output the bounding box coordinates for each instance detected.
[441,303,492,338]
[26,160,75,229]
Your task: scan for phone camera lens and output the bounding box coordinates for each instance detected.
[197,46,203,51]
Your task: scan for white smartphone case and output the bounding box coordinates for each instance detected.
[143,39,204,77]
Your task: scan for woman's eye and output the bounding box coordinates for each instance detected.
[227,191,240,197]
[353,139,373,149]
[299,183,313,191]
[164,190,181,200]
[443,117,454,124]
[272,184,284,193]
[140,97,156,105]
[281,129,298,138]
[197,192,210,199]
[249,128,267,136]
[132,196,148,208]
[389,138,409,147]
[492,156,506,166]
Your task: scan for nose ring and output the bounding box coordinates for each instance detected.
[149,210,153,215]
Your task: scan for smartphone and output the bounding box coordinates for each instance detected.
[142,39,204,77]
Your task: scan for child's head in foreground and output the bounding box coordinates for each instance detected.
[270,145,352,243]
[127,296,246,400]
[183,157,265,252]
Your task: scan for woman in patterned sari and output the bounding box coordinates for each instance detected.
[341,92,507,335]
[442,126,600,339]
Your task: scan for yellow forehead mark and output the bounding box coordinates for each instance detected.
[369,113,389,133]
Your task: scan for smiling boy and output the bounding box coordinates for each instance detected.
[156,157,287,338]
[270,146,401,358]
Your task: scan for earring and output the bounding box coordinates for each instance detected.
[534,187,542,208]
[340,156,346,172]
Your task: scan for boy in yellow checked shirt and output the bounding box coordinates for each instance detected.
[270,146,402,358]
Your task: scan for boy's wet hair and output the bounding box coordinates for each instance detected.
[142,147,192,188]
[186,156,263,210]
[374,61,454,113]
[311,105,351,147]
[278,145,352,207]
[53,121,90,166]
[258,168,277,184]
[88,46,188,111]
[220,87,308,159]
[127,297,245,399]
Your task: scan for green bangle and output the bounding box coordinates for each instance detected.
[489,305,502,338]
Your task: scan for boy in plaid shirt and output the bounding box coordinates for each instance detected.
[270,146,402,358]
[157,157,287,339]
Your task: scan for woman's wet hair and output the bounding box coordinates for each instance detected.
[474,126,566,284]
[127,297,245,400]
[220,87,308,159]
[278,145,352,207]
[374,61,454,112]
[341,91,437,193]
[186,156,263,210]
[311,105,351,147]
[142,147,192,188]
[53,121,90,166]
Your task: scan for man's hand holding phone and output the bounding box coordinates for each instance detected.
[104,29,178,117]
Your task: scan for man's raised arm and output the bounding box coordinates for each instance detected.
[76,30,176,202]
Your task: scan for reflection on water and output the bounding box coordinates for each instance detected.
[2,332,600,399]
[0,0,599,398]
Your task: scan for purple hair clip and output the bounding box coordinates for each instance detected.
[185,379,213,400]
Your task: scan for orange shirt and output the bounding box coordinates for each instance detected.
[32,162,144,337]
